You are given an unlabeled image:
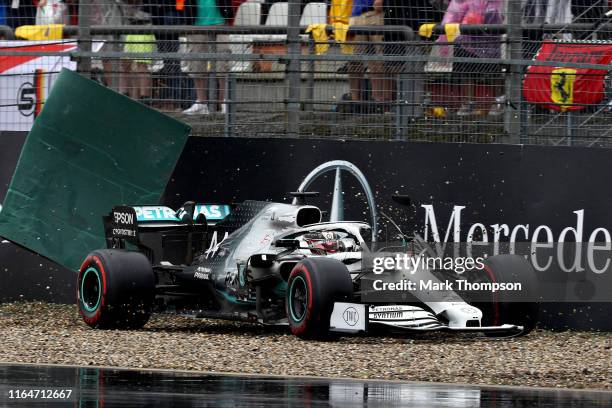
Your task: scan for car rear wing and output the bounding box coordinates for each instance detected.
[134,204,231,226]
[103,204,230,237]
[102,204,231,264]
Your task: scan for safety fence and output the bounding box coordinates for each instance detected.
[0,0,611,146]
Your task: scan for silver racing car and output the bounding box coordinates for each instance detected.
[77,196,539,339]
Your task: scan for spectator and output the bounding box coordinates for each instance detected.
[91,0,124,87]
[435,0,504,116]
[145,0,197,112]
[347,0,387,112]
[572,0,609,38]
[382,0,445,103]
[384,0,445,32]
[328,0,352,80]
[120,36,155,104]
[229,0,246,25]
[330,0,353,25]
[182,0,229,115]
[521,0,571,59]
[572,0,608,24]
[119,7,155,104]
[5,0,36,28]
[35,0,69,26]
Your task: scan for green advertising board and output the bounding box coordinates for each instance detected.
[0,69,191,271]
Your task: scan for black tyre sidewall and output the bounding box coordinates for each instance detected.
[77,249,154,329]
[480,254,539,336]
[286,258,352,339]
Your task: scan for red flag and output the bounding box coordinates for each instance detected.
[523,41,612,111]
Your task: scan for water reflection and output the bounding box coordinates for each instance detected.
[0,363,609,407]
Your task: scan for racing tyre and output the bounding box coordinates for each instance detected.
[286,258,353,340]
[478,254,539,337]
[77,249,154,329]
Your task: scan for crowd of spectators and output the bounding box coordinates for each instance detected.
[344,0,446,113]
[1,0,611,116]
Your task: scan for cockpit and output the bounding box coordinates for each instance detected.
[297,231,359,255]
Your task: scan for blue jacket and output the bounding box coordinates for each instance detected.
[352,0,375,17]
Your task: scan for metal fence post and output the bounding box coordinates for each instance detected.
[306,39,315,113]
[210,34,218,112]
[505,0,523,144]
[286,0,301,137]
[566,111,573,146]
[77,1,92,77]
[395,35,422,140]
[224,73,235,137]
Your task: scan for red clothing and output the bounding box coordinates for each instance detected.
[229,0,247,25]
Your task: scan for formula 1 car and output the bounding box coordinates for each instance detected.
[77,196,539,339]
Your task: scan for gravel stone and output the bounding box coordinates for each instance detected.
[0,302,610,390]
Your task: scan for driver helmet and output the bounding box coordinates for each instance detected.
[303,231,346,254]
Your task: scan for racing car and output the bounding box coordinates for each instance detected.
[77,196,539,339]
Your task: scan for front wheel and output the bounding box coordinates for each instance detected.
[286,258,353,339]
[477,254,540,337]
[77,249,154,329]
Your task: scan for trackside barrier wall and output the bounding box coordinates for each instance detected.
[1,132,612,328]
[164,137,612,331]
[2,110,612,328]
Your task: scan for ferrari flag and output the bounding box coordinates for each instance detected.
[523,41,612,111]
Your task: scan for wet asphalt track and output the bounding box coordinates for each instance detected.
[0,363,610,407]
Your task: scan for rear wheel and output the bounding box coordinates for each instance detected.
[286,258,353,339]
[77,249,154,329]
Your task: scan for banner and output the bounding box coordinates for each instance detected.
[0,132,25,217]
[0,131,75,302]
[163,138,612,330]
[2,131,612,328]
[0,40,101,131]
[523,40,612,111]
[0,69,192,272]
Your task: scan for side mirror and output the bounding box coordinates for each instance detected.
[391,195,411,207]
[289,191,320,205]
